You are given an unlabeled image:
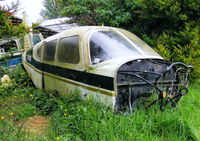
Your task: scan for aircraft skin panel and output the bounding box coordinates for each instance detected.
[25,56,115,91]
[87,56,163,77]
[23,58,116,107]
[23,61,43,89]
[43,71,116,96]
[43,71,115,108]
[23,56,116,96]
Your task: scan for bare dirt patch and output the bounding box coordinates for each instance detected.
[18,115,49,135]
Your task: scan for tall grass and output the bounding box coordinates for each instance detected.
[0,65,199,140]
[49,85,200,141]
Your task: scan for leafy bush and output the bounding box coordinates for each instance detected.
[0,65,34,89]
[156,23,200,81]
[31,90,59,115]
[0,10,28,39]
[10,65,34,88]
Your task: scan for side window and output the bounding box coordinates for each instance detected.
[19,38,24,49]
[57,36,79,64]
[26,48,33,56]
[26,48,33,62]
[33,35,41,45]
[36,45,42,59]
[43,40,57,62]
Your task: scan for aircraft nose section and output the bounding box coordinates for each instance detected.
[115,59,192,112]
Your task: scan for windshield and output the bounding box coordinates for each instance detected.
[118,29,160,56]
[89,31,142,64]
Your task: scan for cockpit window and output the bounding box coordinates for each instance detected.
[118,29,160,56]
[57,36,79,64]
[89,31,142,64]
[43,40,57,62]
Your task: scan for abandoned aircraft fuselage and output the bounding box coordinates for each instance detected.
[22,26,192,111]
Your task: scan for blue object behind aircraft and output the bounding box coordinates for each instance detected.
[0,58,22,67]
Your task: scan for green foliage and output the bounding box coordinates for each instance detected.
[0,65,33,90]
[0,11,28,39]
[10,65,34,88]
[132,0,200,33]
[49,85,200,141]
[40,0,63,19]
[0,90,40,140]
[59,0,132,26]
[156,23,200,80]
[31,90,59,115]
[135,0,200,80]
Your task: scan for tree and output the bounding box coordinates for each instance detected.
[41,0,200,81]
[0,0,28,39]
[60,0,133,26]
[136,0,200,80]
[40,0,64,19]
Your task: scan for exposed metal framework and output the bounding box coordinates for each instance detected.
[116,59,192,112]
